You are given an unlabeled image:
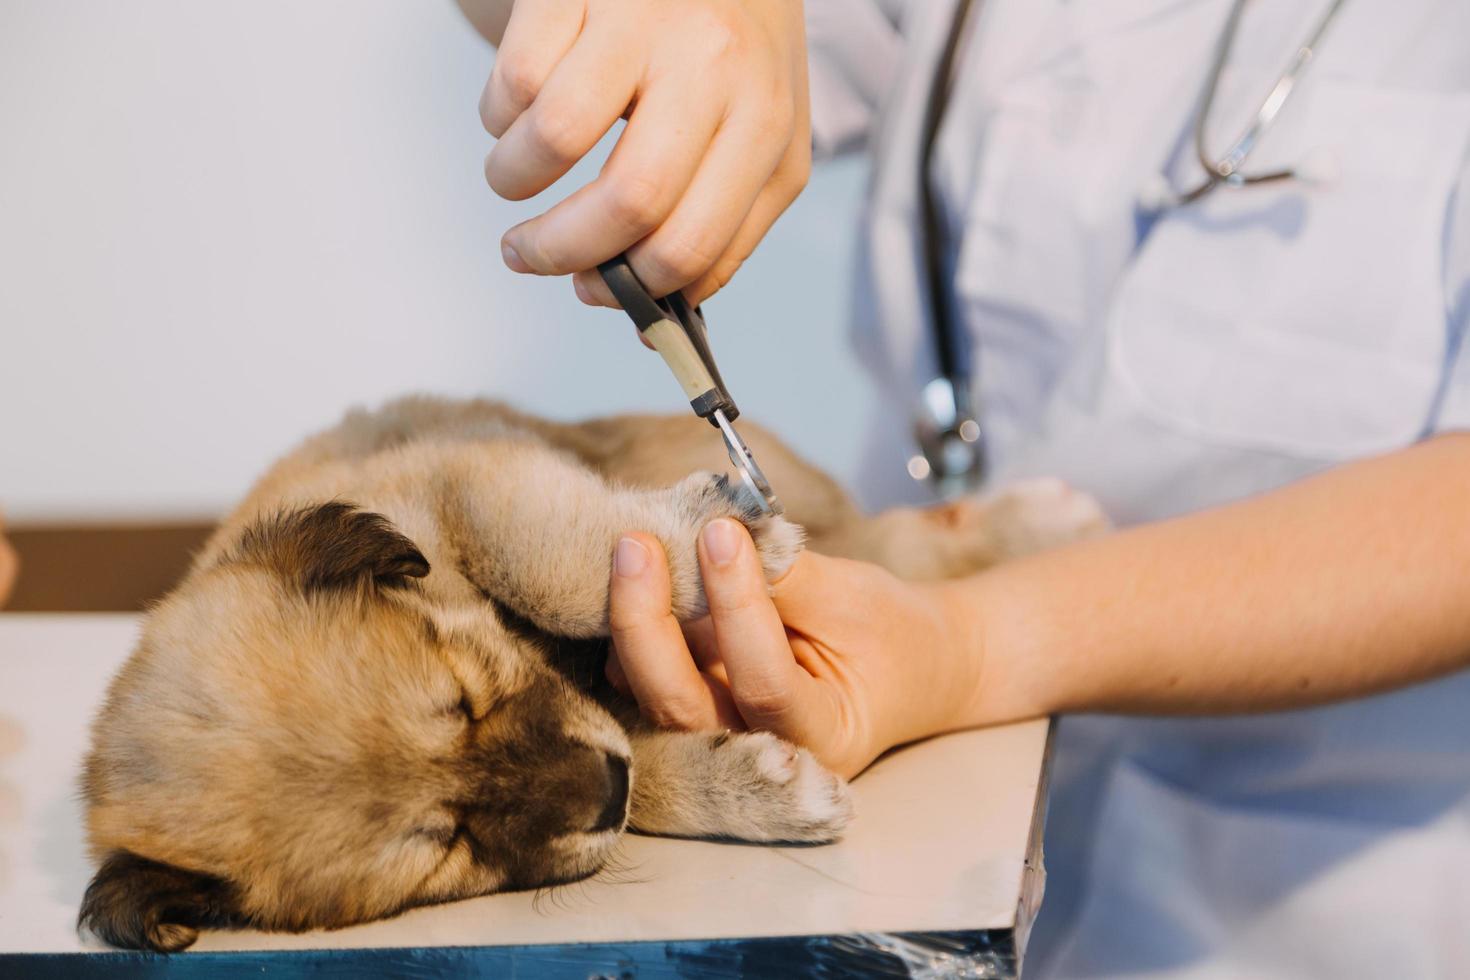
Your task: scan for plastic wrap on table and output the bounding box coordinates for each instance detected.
[5,927,1026,979]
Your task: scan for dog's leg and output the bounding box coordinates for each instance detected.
[443,443,803,638]
[626,729,852,843]
[538,413,1106,582]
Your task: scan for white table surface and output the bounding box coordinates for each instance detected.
[0,613,1049,955]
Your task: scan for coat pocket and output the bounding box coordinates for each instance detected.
[1111,81,1470,459]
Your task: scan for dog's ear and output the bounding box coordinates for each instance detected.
[78,851,241,952]
[236,502,430,591]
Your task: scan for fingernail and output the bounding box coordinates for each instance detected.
[702,519,741,567]
[501,240,530,273]
[614,536,648,578]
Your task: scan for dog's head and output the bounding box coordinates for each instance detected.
[79,502,630,951]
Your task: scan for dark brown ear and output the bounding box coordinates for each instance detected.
[78,851,241,952]
[235,502,430,592]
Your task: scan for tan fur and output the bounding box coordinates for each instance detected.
[79,396,1106,951]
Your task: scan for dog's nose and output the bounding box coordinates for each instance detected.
[590,753,629,833]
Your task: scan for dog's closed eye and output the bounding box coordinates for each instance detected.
[436,677,483,722]
[412,821,461,847]
[454,679,497,722]
[456,692,477,723]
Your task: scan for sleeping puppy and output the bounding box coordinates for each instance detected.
[78,396,1105,951]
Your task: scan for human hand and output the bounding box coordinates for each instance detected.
[606,520,982,778]
[480,0,811,307]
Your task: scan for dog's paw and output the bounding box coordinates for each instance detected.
[747,513,803,583]
[672,472,804,581]
[714,731,853,844]
[981,478,1109,558]
[627,730,852,843]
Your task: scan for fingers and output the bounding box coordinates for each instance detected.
[499,73,726,278]
[570,96,809,308]
[484,1,810,303]
[614,101,792,297]
[605,639,744,729]
[566,159,793,309]
[608,533,721,729]
[649,0,811,304]
[698,519,827,739]
[479,0,585,138]
[679,136,810,305]
[484,26,643,201]
[609,523,848,752]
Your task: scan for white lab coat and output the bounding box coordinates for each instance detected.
[806,1,1470,976]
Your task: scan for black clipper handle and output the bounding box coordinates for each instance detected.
[597,255,739,424]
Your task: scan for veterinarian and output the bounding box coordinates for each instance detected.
[462,1,1470,975]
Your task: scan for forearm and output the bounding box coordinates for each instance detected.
[945,434,1470,725]
[454,0,514,45]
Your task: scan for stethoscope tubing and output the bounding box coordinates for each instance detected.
[912,0,1350,490]
[1180,0,1348,205]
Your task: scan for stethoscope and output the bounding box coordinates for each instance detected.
[909,0,1348,497]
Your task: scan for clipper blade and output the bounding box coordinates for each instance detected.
[712,409,783,517]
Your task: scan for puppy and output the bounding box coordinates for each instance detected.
[78,396,1104,951]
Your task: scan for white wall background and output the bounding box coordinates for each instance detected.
[0,1,874,523]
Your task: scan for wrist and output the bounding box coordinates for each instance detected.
[906,577,995,738]
[857,579,986,758]
[935,565,1058,730]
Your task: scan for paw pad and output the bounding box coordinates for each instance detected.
[751,732,800,784]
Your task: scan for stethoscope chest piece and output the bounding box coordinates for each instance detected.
[909,376,985,499]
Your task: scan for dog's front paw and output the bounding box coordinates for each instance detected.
[747,513,803,583]
[981,478,1109,559]
[672,472,804,581]
[715,731,853,843]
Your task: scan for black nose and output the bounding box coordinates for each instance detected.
[591,754,629,833]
